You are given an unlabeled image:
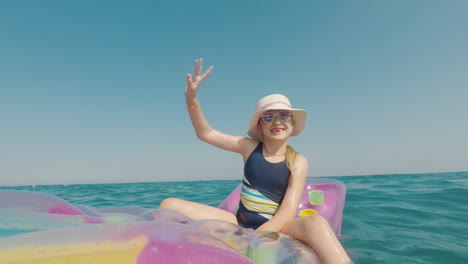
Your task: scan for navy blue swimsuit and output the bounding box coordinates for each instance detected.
[236,142,291,229]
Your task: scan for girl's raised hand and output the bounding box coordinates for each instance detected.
[184,58,214,98]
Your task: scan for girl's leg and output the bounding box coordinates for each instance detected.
[281,215,351,264]
[159,198,238,224]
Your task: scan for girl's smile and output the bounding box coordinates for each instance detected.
[261,116,293,139]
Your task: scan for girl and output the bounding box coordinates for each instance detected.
[160,59,351,264]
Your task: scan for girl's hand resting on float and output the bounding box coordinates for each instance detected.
[184,58,214,99]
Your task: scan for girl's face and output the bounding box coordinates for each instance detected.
[258,110,294,141]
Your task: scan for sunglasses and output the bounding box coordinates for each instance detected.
[260,111,292,123]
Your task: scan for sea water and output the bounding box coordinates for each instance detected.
[1,172,467,264]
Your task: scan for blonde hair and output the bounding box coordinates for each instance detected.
[285,145,297,172]
[285,117,297,172]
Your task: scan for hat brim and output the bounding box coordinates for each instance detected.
[247,108,307,141]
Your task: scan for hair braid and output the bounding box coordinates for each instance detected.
[285,145,297,173]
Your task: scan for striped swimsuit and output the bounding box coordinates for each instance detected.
[236,142,291,229]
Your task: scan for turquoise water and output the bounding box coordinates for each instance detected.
[1,171,467,264]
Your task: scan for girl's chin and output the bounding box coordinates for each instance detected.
[264,132,290,140]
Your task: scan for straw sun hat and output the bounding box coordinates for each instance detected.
[247,94,307,141]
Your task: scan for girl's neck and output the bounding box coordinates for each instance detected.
[262,141,287,156]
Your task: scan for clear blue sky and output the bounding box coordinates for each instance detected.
[1,0,467,185]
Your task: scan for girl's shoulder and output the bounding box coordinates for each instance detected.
[293,153,309,169]
[295,152,308,162]
[239,137,260,162]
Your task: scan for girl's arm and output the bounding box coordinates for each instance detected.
[256,154,309,232]
[185,59,256,158]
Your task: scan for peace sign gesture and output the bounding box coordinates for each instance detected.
[184,58,214,98]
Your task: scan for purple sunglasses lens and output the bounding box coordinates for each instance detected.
[261,111,291,123]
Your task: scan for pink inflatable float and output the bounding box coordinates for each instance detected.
[0,178,346,264]
[219,178,346,236]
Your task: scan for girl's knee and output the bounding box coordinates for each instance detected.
[302,215,329,232]
[304,214,327,224]
[159,197,182,209]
